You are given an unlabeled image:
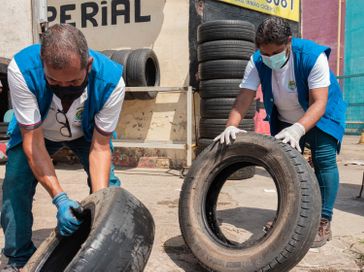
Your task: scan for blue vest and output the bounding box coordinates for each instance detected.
[253,38,346,144]
[7,44,123,150]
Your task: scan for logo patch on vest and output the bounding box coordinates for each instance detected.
[73,107,84,126]
[288,80,296,91]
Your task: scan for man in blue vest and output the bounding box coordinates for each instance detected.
[215,17,346,248]
[1,24,125,271]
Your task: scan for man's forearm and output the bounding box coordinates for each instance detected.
[89,144,111,193]
[22,136,63,198]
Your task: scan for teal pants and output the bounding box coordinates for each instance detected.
[276,120,340,221]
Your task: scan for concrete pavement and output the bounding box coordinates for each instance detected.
[0,135,363,271]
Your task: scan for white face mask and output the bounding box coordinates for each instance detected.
[261,49,288,70]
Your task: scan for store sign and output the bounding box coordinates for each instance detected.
[47,0,165,50]
[216,0,300,22]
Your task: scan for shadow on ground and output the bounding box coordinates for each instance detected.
[165,207,276,271]
[335,183,364,217]
[163,235,207,272]
[217,207,276,243]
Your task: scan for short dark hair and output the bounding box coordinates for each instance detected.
[41,24,89,70]
[255,17,292,47]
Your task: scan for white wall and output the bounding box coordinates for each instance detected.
[115,0,192,168]
[0,0,33,58]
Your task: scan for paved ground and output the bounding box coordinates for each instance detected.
[0,135,363,271]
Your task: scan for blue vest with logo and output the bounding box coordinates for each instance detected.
[7,44,123,150]
[253,38,346,145]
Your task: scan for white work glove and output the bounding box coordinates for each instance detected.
[213,126,247,145]
[275,122,305,152]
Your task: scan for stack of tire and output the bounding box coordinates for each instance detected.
[197,20,256,179]
[101,49,160,100]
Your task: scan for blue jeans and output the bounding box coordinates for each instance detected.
[1,137,120,267]
[276,120,339,221]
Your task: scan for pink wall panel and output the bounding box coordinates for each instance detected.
[301,0,344,75]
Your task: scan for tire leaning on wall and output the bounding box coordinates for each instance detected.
[23,188,155,272]
[100,50,116,58]
[126,48,160,100]
[179,133,321,272]
[111,49,135,100]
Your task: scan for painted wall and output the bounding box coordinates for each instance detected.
[0,0,33,58]
[301,0,344,75]
[47,0,166,50]
[114,0,191,168]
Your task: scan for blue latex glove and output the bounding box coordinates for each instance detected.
[52,192,83,236]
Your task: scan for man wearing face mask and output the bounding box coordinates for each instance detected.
[1,24,124,271]
[214,17,346,248]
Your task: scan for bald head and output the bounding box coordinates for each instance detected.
[41,24,89,70]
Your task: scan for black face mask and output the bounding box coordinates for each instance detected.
[46,74,88,101]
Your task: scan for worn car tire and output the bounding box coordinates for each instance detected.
[100,50,116,58]
[200,98,255,119]
[111,50,135,100]
[196,137,255,180]
[199,60,248,80]
[179,133,321,272]
[126,49,160,100]
[198,40,255,62]
[197,20,255,44]
[199,79,242,98]
[199,118,254,139]
[24,187,155,272]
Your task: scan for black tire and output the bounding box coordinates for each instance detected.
[199,79,242,98]
[0,122,8,140]
[100,50,116,58]
[200,98,256,119]
[196,137,256,180]
[198,40,255,62]
[0,57,10,75]
[111,49,132,81]
[179,133,321,272]
[111,50,135,100]
[24,187,155,272]
[126,49,160,100]
[199,60,248,80]
[0,58,10,91]
[197,20,255,44]
[199,118,254,138]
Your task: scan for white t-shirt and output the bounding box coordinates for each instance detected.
[240,51,330,124]
[8,59,125,142]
